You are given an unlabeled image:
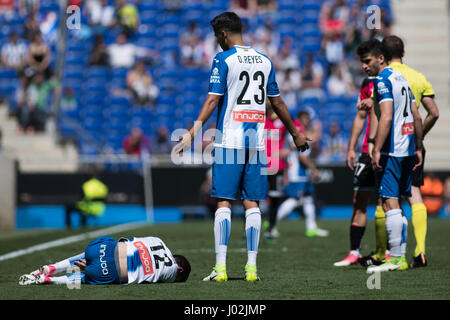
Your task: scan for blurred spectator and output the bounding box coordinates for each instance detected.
[126,60,159,106]
[318,122,347,163]
[153,126,173,154]
[274,37,299,72]
[23,7,41,41]
[1,32,28,71]
[256,0,277,13]
[181,34,207,68]
[163,0,183,13]
[60,87,78,113]
[230,0,258,18]
[86,0,115,35]
[25,33,52,80]
[277,68,301,111]
[15,76,33,133]
[323,33,345,66]
[25,72,58,132]
[320,0,348,37]
[89,34,109,66]
[123,127,151,156]
[299,53,325,100]
[113,0,140,37]
[252,25,278,60]
[18,0,40,17]
[107,33,152,68]
[180,21,202,47]
[420,174,444,216]
[326,63,356,97]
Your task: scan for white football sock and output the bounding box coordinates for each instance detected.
[385,209,405,257]
[245,207,261,266]
[51,252,85,274]
[214,207,231,266]
[303,196,318,231]
[276,198,298,223]
[50,272,84,285]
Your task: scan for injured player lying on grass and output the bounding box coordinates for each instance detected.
[19,236,191,285]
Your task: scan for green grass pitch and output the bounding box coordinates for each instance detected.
[1,218,449,300]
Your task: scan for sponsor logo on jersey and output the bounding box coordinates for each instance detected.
[99,244,109,275]
[134,241,154,275]
[233,110,265,123]
[401,122,414,135]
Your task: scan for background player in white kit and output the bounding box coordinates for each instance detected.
[275,111,328,238]
[176,12,310,282]
[19,235,191,285]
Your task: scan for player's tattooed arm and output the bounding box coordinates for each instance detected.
[269,95,311,152]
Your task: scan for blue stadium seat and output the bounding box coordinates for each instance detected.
[86,67,109,79]
[110,96,131,107]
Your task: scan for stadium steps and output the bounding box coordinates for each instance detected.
[391,0,450,170]
[0,104,79,172]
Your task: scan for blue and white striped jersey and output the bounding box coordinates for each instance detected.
[122,236,178,284]
[374,67,416,157]
[208,45,280,150]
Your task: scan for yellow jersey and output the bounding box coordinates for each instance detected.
[389,61,435,109]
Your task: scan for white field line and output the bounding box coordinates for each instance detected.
[0,222,148,262]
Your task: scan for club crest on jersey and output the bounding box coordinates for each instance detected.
[134,241,154,275]
[233,110,265,123]
[377,81,389,95]
[210,67,220,84]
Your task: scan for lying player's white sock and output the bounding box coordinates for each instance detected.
[214,207,231,266]
[50,272,84,285]
[51,252,85,274]
[245,208,261,266]
[385,209,407,257]
[303,196,318,232]
[276,198,298,223]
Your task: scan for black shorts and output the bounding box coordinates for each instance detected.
[268,169,284,198]
[353,153,376,191]
[412,147,425,187]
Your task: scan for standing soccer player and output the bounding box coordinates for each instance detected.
[176,12,310,282]
[333,77,389,267]
[355,39,423,273]
[358,36,439,268]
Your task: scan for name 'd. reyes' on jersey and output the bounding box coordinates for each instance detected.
[210,67,220,84]
[237,55,263,64]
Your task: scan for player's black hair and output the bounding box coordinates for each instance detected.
[382,35,404,60]
[210,12,242,35]
[174,255,191,282]
[356,39,386,58]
